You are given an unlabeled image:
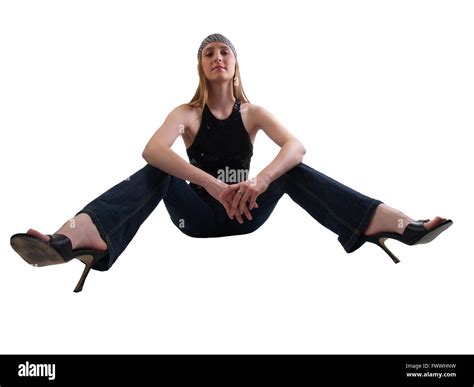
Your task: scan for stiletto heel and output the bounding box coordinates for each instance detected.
[364,219,453,263]
[367,236,400,264]
[10,233,108,292]
[74,255,95,293]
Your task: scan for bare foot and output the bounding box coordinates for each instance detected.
[26,213,107,251]
[421,217,447,231]
[364,204,447,237]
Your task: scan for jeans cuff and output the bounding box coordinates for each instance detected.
[75,208,115,271]
[342,199,384,253]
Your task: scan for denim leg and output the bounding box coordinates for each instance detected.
[163,179,220,238]
[75,164,173,270]
[280,162,383,253]
[76,160,382,271]
[76,164,221,271]
[206,162,382,252]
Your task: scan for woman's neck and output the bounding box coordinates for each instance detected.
[206,81,236,112]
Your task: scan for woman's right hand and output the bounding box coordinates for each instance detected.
[203,177,252,223]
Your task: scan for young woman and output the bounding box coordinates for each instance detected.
[10,33,452,292]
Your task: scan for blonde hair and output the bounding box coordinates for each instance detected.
[186,57,250,110]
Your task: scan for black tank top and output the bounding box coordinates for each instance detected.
[186,98,253,191]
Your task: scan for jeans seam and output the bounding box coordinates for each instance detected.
[108,177,169,237]
[295,182,358,234]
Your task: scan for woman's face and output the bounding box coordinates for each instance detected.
[200,42,236,82]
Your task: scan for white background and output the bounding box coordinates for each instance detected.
[0,0,472,354]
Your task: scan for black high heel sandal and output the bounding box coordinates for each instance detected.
[364,219,453,263]
[10,233,108,292]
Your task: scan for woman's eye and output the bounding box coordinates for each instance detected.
[205,50,229,57]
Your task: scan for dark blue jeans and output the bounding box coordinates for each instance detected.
[75,162,383,271]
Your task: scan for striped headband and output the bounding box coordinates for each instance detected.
[197,33,237,60]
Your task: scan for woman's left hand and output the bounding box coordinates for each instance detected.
[221,176,270,223]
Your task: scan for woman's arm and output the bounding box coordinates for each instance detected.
[142,105,213,187]
[252,104,306,187]
[222,104,306,219]
[142,105,237,218]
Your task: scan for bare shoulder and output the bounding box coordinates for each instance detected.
[171,103,201,125]
[240,102,275,130]
[240,101,286,143]
[241,102,300,147]
[240,101,260,116]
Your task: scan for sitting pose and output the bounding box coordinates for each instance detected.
[10,33,452,292]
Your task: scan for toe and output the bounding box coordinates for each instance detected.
[26,228,51,242]
[424,217,446,231]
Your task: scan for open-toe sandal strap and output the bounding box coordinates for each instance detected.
[48,234,74,262]
[402,221,429,244]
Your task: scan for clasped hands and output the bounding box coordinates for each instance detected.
[205,176,269,224]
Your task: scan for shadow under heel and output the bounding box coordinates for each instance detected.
[364,219,453,263]
[10,233,108,292]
